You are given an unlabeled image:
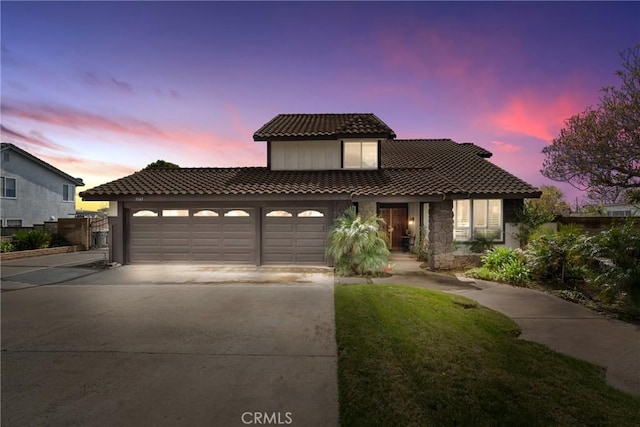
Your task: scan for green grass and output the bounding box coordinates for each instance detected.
[335,285,640,426]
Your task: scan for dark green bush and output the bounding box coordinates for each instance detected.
[469,231,498,253]
[580,220,640,306]
[525,224,586,283]
[12,230,51,251]
[50,233,71,247]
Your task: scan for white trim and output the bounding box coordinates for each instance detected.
[4,218,23,227]
[1,176,17,199]
[62,184,74,202]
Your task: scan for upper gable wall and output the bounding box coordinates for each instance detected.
[270,140,341,170]
[1,148,78,226]
[270,138,383,170]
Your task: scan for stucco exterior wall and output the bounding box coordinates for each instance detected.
[1,149,79,227]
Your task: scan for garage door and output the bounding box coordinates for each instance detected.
[262,208,327,265]
[129,208,255,263]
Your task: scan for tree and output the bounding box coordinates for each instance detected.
[143,159,180,170]
[529,185,571,217]
[514,185,570,246]
[542,46,640,201]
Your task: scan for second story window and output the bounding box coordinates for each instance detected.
[63,184,74,202]
[1,177,16,198]
[343,142,378,169]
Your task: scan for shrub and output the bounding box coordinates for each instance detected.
[468,247,530,285]
[466,266,500,282]
[525,224,586,283]
[50,233,71,247]
[326,206,390,276]
[481,247,520,270]
[0,240,14,253]
[12,230,51,251]
[500,257,531,286]
[469,231,498,253]
[580,220,640,306]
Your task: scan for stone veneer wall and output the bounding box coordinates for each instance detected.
[427,199,455,270]
[331,200,353,221]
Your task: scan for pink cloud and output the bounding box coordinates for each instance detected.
[38,153,137,176]
[490,90,585,142]
[1,125,71,152]
[2,100,169,139]
[1,100,263,161]
[490,140,521,153]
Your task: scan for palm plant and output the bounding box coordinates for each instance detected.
[326,206,390,275]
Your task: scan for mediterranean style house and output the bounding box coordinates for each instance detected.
[80,113,540,268]
[1,143,84,227]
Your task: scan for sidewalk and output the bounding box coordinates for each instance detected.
[1,249,107,291]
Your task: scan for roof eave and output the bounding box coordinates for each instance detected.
[1,142,85,186]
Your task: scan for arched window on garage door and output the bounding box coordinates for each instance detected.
[266,210,293,217]
[193,210,219,217]
[132,209,158,217]
[298,210,324,217]
[224,209,251,217]
[162,209,189,217]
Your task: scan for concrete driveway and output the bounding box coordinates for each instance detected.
[1,264,338,427]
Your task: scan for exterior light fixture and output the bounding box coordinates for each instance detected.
[408,217,415,225]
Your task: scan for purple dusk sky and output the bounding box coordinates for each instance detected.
[2,1,639,209]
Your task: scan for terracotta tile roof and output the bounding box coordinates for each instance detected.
[80,167,458,200]
[80,138,540,200]
[383,139,539,196]
[253,113,396,141]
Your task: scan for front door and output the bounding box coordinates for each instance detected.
[379,206,408,250]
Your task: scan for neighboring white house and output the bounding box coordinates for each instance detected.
[1,143,84,227]
[575,203,640,217]
[601,204,640,217]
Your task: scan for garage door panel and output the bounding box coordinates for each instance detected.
[295,253,325,263]
[264,223,294,233]
[263,253,294,263]
[192,238,221,246]
[162,239,190,247]
[129,208,255,264]
[223,239,254,248]
[223,253,253,262]
[264,239,294,248]
[296,239,325,248]
[262,207,327,265]
[192,225,222,233]
[296,223,325,232]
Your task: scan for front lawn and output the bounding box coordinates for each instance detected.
[335,285,640,426]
